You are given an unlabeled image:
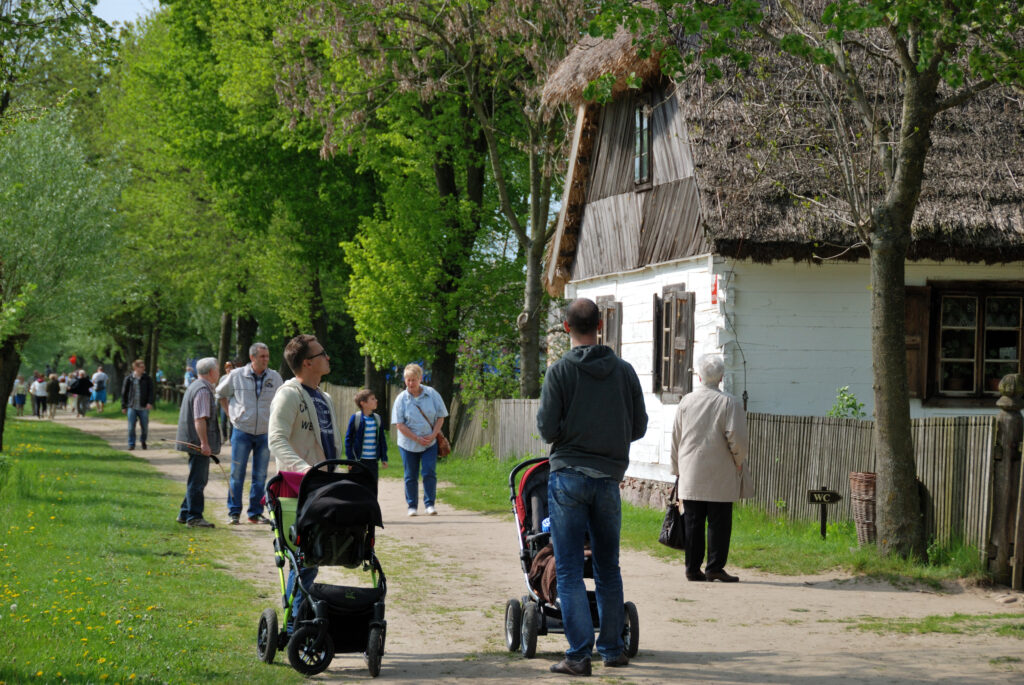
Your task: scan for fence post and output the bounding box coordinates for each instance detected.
[990,374,1023,586]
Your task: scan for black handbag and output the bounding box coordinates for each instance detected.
[658,479,686,550]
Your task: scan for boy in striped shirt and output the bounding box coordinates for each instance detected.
[345,389,389,477]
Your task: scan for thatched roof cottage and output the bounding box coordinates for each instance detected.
[541,28,1024,483]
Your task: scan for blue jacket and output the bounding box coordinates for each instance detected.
[345,411,388,464]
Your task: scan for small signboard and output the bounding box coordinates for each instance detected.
[807,489,843,504]
[807,487,842,539]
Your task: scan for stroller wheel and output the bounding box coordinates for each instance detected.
[288,626,334,676]
[257,608,278,664]
[520,601,540,659]
[504,599,522,652]
[622,601,639,658]
[365,625,384,677]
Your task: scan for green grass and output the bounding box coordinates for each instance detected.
[424,445,988,585]
[851,612,1024,638]
[0,419,306,685]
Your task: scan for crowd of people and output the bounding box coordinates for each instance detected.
[8,367,114,419]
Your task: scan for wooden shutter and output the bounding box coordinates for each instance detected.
[905,285,932,399]
[669,291,696,396]
[605,301,622,356]
[652,293,663,392]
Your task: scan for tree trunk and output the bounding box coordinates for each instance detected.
[871,226,925,559]
[218,311,233,371]
[0,334,28,453]
[310,275,329,345]
[147,324,160,380]
[364,355,389,425]
[235,314,258,365]
[432,343,456,440]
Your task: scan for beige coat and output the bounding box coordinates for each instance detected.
[268,378,343,473]
[671,384,749,502]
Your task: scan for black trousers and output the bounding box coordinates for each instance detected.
[682,500,733,575]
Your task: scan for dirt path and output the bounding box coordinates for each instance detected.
[50,413,1024,683]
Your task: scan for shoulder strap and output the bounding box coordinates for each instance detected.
[415,404,433,426]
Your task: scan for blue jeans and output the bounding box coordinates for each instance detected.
[286,566,319,633]
[548,468,625,662]
[400,444,437,509]
[179,452,210,522]
[227,431,270,519]
[126,408,149,447]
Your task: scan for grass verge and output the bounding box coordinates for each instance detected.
[0,419,306,685]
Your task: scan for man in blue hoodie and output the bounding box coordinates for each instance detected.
[536,298,648,677]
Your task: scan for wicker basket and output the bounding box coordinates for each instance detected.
[849,472,877,546]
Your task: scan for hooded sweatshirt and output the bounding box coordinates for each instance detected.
[536,344,648,480]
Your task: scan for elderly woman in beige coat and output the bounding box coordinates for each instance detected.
[671,354,749,583]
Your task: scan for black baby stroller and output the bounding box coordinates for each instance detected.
[502,456,639,658]
[257,459,387,677]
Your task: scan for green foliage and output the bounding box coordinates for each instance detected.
[827,386,867,419]
[457,330,523,407]
[0,419,307,684]
[0,110,120,345]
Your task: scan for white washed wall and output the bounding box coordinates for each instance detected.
[565,256,1020,483]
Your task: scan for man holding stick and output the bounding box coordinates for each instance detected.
[175,357,221,528]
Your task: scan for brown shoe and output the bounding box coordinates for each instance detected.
[686,571,707,581]
[550,657,591,676]
[705,569,739,582]
[603,653,629,667]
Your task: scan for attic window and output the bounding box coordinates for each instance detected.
[634,96,652,186]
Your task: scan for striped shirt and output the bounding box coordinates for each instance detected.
[361,414,377,460]
[192,381,213,419]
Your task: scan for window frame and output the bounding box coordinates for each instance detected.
[915,281,1024,407]
[633,94,652,189]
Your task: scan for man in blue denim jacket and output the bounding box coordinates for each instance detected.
[536,298,648,676]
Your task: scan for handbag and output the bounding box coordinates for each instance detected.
[658,479,686,550]
[415,404,451,458]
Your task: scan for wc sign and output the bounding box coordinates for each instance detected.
[807,487,842,540]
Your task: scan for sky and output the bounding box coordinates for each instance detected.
[93,0,156,26]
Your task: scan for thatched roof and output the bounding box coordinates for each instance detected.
[542,23,1024,292]
[540,28,662,110]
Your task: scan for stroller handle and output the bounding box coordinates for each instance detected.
[310,458,376,477]
[507,456,549,499]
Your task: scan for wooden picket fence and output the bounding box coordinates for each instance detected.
[453,399,997,553]
[745,413,995,553]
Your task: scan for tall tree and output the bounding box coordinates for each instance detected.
[591,0,1024,557]
[0,110,120,450]
[275,0,583,398]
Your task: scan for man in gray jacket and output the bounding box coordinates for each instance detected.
[176,357,221,529]
[537,298,648,676]
[216,342,282,525]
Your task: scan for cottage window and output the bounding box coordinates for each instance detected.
[652,285,695,403]
[634,96,651,186]
[906,283,1023,405]
[596,296,623,356]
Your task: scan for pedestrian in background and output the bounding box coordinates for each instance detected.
[91,366,109,413]
[30,374,47,419]
[46,374,60,419]
[69,370,93,417]
[392,363,447,517]
[121,359,155,450]
[11,375,27,417]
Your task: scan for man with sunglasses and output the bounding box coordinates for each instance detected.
[269,334,341,474]
[268,334,343,634]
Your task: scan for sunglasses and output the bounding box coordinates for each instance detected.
[306,350,328,361]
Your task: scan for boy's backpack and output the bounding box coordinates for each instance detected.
[95,378,106,391]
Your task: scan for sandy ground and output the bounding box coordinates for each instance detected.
[43,412,1024,683]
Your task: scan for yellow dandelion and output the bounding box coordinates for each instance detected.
[97,657,106,664]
